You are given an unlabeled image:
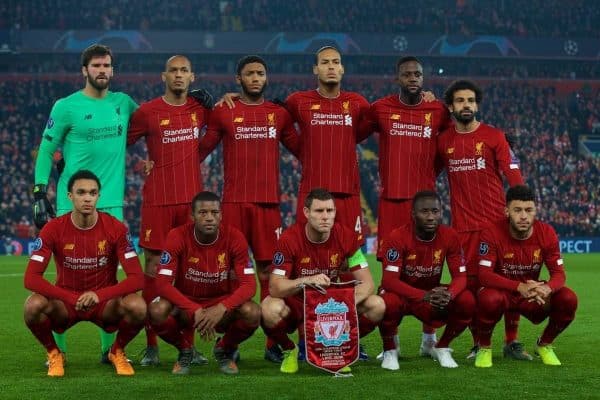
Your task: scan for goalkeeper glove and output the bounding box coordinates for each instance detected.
[32,184,56,229]
[189,88,214,109]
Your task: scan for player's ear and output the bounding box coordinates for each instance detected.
[161,72,167,83]
[504,207,509,218]
[303,206,310,220]
[312,64,319,76]
[235,75,241,85]
[190,72,195,83]
[81,66,87,78]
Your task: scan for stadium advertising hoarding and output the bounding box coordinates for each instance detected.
[8,236,600,256]
[9,30,600,59]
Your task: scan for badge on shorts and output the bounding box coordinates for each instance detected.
[479,242,489,256]
[273,251,285,266]
[386,248,400,262]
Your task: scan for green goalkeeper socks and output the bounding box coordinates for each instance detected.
[51,329,115,354]
[52,331,67,353]
[100,329,116,354]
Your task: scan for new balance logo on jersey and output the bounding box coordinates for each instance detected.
[476,157,486,169]
[344,115,353,126]
[268,127,277,138]
[84,114,93,120]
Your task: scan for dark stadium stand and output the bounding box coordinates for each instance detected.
[3,1,599,37]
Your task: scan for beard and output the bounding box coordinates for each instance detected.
[87,74,110,91]
[240,80,266,101]
[452,110,476,124]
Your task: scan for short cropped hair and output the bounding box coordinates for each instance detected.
[304,188,334,209]
[314,46,341,65]
[396,56,421,73]
[67,170,101,192]
[191,191,221,211]
[412,190,441,210]
[236,55,267,75]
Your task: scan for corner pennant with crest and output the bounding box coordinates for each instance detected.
[303,281,359,376]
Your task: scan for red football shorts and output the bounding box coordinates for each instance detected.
[458,230,482,282]
[140,203,191,251]
[221,202,281,262]
[53,299,116,333]
[377,198,413,259]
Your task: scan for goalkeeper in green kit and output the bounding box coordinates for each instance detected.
[33,44,138,363]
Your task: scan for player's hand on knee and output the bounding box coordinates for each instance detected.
[75,291,99,311]
[423,288,450,309]
[32,184,56,229]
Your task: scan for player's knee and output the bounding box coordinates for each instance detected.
[477,288,504,314]
[552,287,578,315]
[23,294,49,320]
[239,301,261,327]
[453,290,476,317]
[261,297,288,328]
[380,291,402,316]
[361,294,386,323]
[148,299,172,325]
[122,294,147,322]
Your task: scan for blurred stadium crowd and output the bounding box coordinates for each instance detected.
[2,0,599,37]
[1,75,598,243]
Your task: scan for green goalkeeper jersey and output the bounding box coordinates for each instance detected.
[34,90,138,212]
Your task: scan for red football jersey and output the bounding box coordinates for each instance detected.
[270,223,367,292]
[156,223,256,312]
[24,212,143,305]
[380,224,466,301]
[285,90,370,195]
[199,100,299,203]
[437,122,523,232]
[478,219,566,292]
[369,96,451,199]
[127,97,208,206]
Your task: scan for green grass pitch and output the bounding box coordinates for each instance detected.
[1,254,599,399]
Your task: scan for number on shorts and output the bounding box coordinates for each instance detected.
[355,216,362,234]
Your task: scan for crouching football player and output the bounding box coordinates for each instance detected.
[261,188,385,374]
[474,185,577,367]
[378,191,475,370]
[149,191,260,375]
[24,170,146,377]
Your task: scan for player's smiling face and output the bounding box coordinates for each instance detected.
[314,48,344,85]
[506,200,536,237]
[162,56,194,95]
[193,200,222,236]
[398,61,423,96]
[83,55,113,91]
[450,89,479,124]
[237,62,267,99]
[412,197,441,236]
[68,179,99,216]
[304,199,336,234]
